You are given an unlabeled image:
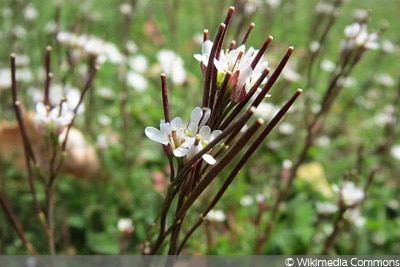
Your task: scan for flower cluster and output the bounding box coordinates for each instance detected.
[33,101,74,136]
[33,86,84,136]
[340,21,379,56]
[57,31,124,65]
[145,107,221,165]
[194,37,269,103]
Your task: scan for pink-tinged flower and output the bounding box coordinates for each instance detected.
[33,102,74,135]
[117,218,134,235]
[195,41,268,103]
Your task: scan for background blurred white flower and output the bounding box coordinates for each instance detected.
[157,49,186,85]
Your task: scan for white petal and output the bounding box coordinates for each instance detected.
[145,127,169,144]
[194,54,204,62]
[160,122,171,136]
[199,125,211,138]
[190,107,202,125]
[173,146,188,157]
[202,154,216,165]
[214,58,227,73]
[187,122,198,137]
[199,107,211,127]
[170,117,183,130]
[35,102,47,115]
[210,130,222,141]
[202,40,213,55]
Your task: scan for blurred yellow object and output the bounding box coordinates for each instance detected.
[296,162,334,198]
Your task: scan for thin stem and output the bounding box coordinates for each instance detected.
[55,65,99,181]
[148,184,178,255]
[46,185,56,255]
[43,46,52,106]
[171,107,255,187]
[161,73,170,123]
[174,109,261,222]
[219,68,270,130]
[251,36,273,69]
[251,47,294,108]
[208,71,231,128]
[202,23,226,108]
[10,54,50,237]
[0,191,38,255]
[320,206,346,254]
[240,23,255,45]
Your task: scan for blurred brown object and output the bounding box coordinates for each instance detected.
[144,10,165,47]
[0,112,101,179]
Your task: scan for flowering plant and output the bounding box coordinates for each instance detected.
[143,6,302,255]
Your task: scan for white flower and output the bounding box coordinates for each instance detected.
[254,102,278,119]
[315,2,335,14]
[127,71,148,92]
[145,107,221,164]
[57,31,125,65]
[193,40,213,69]
[119,3,133,15]
[344,208,365,228]
[128,54,149,73]
[205,209,226,222]
[282,159,292,169]
[240,195,254,207]
[341,23,379,54]
[181,126,222,165]
[65,88,85,114]
[375,73,395,87]
[316,201,338,215]
[320,59,336,72]
[282,66,301,82]
[340,181,365,207]
[157,49,186,85]
[265,0,281,9]
[117,218,134,234]
[23,4,38,21]
[0,68,11,90]
[278,122,294,135]
[145,116,186,153]
[33,102,74,135]
[390,145,400,160]
[381,40,396,53]
[255,193,266,204]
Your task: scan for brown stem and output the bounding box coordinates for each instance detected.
[161,74,170,123]
[10,54,51,237]
[43,46,52,106]
[0,191,38,254]
[174,112,262,222]
[320,206,346,254]
[171,107,255,187]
